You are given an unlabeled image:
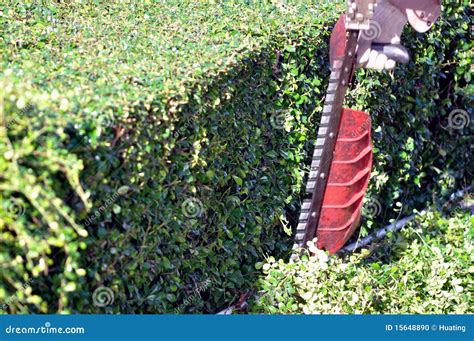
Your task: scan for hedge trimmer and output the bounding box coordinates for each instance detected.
[294,0,441,253]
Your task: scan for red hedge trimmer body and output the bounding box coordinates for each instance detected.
[294,0,441,253]
[294,18,372,254]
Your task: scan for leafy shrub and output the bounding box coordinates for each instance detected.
[251,210,474,314]
[0,0,471,313]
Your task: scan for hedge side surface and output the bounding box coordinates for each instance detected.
[0,0,471,313]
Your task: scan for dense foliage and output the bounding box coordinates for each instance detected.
[0,0,471,313]
[251,210,474,314]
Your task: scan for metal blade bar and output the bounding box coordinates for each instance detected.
[294,30,359,249]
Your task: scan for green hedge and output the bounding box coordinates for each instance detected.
[0,0,471,313]
[251,210,474,314]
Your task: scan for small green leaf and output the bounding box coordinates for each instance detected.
[232,175,243,186]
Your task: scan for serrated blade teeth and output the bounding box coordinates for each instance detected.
[313,148,323,157]
[308,169,318,180]
[296,221,307,231]
[306,180,316,193]
[320,115,330,125]
[301,200,311,211]
[330,70,341,80]
[316,137,325,146]
[294,199,312,246]
[325,94,335,103]
[328,82,338,92]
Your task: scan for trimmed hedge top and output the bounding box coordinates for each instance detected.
[1,0,341,117]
